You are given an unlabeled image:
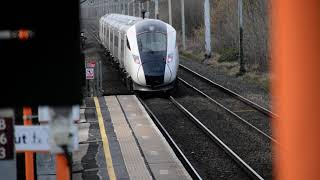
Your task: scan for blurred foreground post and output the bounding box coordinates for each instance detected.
[272,1,320,180]
[56,154,70,180]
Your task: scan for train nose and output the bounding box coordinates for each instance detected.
[142,61,166,86]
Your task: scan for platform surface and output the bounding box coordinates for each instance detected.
[37,95,192,180]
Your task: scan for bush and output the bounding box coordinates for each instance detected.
[218,48,239,63]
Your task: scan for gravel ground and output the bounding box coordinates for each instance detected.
[142,97,251,180]
[180,58,271,110]
[172,83,273,180]
[178,67,272,137]
[83,20,131,96]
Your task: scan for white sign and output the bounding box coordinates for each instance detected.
[15,126,78,152]
[86,68,94,80]
[38,105,80,122]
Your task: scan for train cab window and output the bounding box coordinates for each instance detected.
[126,37,131,50]
[137,32,167,53]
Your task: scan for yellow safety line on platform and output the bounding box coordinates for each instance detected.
[94,97,117,180]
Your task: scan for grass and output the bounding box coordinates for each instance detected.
[179,49,270,92]
[218,48,239,63]
[180,50,203,62]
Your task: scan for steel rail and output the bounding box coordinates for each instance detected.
[178,77,279,145]
[179,64,278,118]
[88,24,102,44]
[169,96,264,180]
[137,97,202,180]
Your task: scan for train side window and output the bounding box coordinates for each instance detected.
[106,25,109,40]
[127,37,131,50]
[115,35,118,48]
[121,39,124,57]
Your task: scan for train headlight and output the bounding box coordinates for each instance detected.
[133,55,141,64]
[166,54,174,64]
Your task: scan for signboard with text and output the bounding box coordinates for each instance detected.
[0,118,14,160]
[15,126,78,152]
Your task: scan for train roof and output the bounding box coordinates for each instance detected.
[100,14,142,33]
[100,14,170,34]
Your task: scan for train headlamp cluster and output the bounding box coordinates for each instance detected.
[166,54,174,64]
[133,54,141,64]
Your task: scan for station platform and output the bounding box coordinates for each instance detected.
[72,95,192,180]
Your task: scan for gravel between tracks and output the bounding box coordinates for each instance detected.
[172,83,273,179]
[180,58,271,110]
[178,68,272,137]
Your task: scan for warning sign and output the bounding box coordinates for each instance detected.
[86,68,94,80]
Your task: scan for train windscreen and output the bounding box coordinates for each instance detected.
[137,32,167,53]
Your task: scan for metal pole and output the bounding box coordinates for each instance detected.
[142,2,144,11]
[204,0,212,58]
[122,1,124,14]
[99,60,103,94]
[155,0,159,19]
[139,2,141,17]
[103,0,105,15]
[127,2,130,15]
[168,0,172,25]
[238,0,245,74]
[181,0,186,50]
[133,2,136,16]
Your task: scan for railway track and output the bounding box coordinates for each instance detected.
[139,96,255,180]
[139,65,275,179]
[178,64,277,143]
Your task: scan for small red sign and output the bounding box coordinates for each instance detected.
[86,60,96,68]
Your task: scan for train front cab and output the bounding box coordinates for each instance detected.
[129,20,178,91]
